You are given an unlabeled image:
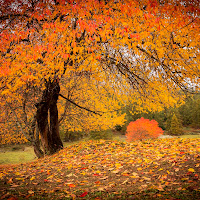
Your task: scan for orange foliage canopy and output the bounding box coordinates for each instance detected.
[126,117,164,141]
[0,0,199,147]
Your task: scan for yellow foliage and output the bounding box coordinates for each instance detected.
[0,131,28,145]
[0,0,199,144]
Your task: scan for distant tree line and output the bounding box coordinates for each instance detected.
[118,94,200,136]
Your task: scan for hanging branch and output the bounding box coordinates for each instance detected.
[58,99,70,124]
[6,102,34,142]
[59,94,103,116]
[136,45,189,92]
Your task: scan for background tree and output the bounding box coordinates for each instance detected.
[189,98,200,128]
[179,94,200,128]
[0,0,199,157]
[168,113,183,136]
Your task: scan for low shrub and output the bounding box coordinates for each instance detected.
[126,117,164,141]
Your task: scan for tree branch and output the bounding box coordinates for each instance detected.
[0,14,29,21]
[58,99,70,124]
[6,102,34,142]
[59,94,103,116]
[136,45,189,92]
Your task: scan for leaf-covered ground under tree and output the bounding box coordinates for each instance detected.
[0,138,200,199]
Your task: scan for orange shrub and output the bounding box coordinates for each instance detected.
[126,117,163,141]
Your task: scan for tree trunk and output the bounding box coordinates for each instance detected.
[32,122,44,158]
[49,86,63,152]
[33,143,44,158]
[35,79,63,155]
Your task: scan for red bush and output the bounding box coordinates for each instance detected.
[126,117,163,141]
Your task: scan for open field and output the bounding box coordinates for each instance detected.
[0,137,200,199]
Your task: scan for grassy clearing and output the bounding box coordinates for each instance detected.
[0,145,36,164]
[0,140,87,165]
[0,137,199,200]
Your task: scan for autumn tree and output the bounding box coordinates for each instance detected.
[126,117,164,141]
[0,0,199,157]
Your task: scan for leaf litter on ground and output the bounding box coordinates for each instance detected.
[0,138,200,199]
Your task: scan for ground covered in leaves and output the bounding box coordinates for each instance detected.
[0,138,200,199]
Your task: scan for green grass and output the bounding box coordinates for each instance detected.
[0,146,36,164]
[0,140,90,165]
[179,134,200,139]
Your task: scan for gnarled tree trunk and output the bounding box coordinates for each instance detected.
[33,127,44,158]
[35,79,63,155]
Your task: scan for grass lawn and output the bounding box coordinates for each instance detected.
[0,141,85,165]
[179,135,200,139]
[0,146,36,165]
[0,136,200,199]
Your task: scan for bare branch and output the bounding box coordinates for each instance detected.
[6,102,34,142]
[59,94,103,116]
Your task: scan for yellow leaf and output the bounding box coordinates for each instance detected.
[143,177,151,181]
[181,178,189,181]
[112,169,120,174]
[16,178,24,181]
[115,163,122,168]
[28,190,34,194]
[30,176,35,181]
[132,172,139,176]
[188,168,195,173]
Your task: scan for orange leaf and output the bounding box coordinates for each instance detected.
[68,184,76,188]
